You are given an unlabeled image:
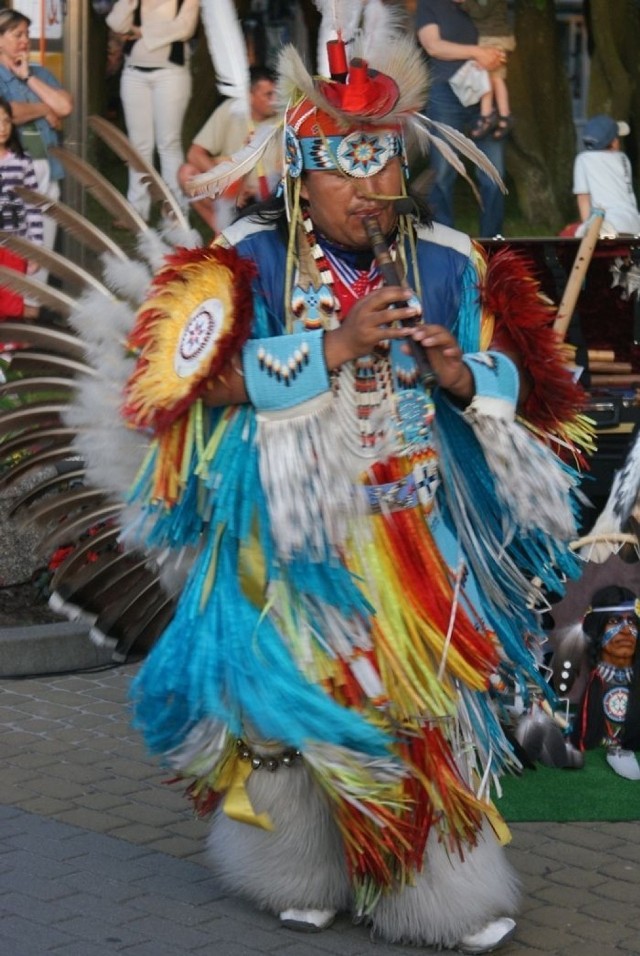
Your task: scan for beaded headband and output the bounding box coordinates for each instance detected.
[186,7,504,204]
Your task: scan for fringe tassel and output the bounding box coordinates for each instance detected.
[256,392,365,559]
[463,398,579,540]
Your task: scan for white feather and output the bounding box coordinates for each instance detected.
[359,0,407,62]
[313,0,365,75]
[586,429,640,555]
[186,123,280,200]
[99,253,153,305]
[66,290,134,345]
[411,114,506,194]
[199,0,249,103]
[135,229,175,273]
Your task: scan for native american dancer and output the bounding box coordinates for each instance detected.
[115,14,592,953]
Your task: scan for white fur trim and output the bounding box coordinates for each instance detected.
[207,764,351,913]
[370,826,520,947]
[417,221,472,257]
[466,393,516,424]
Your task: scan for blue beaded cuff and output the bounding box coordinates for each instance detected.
[462,350,519,416]
[242,330,331,411]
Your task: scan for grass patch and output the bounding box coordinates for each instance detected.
[497,748,640,822]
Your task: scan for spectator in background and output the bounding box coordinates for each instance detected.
[461,0,515,140]
[416,0,506,237]
[106,0,200,221]
[0,95,43,319]
[568,115,640,239]
[178,66,279,234]
[0,7,72,276]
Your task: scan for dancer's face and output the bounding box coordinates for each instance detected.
[300,158,403,250]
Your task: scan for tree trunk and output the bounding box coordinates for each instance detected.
[586,0,640,190]
[506,0,576,230]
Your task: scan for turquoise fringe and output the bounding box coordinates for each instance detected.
[130,528,391,758]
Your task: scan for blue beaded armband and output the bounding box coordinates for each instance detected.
[242,330,331,411]
[462,350,519,419]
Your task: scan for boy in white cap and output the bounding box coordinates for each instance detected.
[572,114,640,237]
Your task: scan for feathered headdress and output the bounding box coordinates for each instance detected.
[186,0,504,206]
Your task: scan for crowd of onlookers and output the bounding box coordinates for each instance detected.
[0,0,638,320]
[100,0,639,244]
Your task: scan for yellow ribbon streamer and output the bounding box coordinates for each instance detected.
[217,756,274,831]
[483,799,512,846]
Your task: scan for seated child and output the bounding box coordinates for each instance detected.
[563,115,640,239]
[462,0,515,140]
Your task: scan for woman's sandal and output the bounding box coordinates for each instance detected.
[493,115,514,140]
[469,111,497,140]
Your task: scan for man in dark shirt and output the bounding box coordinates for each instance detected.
[416,0,506,237]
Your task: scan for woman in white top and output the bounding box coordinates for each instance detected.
[573,114,640,238]
[107,0,199,221]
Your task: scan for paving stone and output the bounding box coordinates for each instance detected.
[1,666,639,954]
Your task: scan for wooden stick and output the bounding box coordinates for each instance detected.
[588,348,616,362]
[553,210,604,339]
[588,361,632,374]
[570,532,639,550]
[589,373,640,387]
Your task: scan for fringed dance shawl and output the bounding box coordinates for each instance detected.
[124,219,590,912]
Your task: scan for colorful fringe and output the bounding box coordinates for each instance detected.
[124,236,592,912]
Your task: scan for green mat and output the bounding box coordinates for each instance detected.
[496,749,640,822]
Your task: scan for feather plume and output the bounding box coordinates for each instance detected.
[278,38,429,128]
[514,707,576,768]
[88,115,189,231]
[96,587,177,661]
[409,120,482,205]
[13,186,128,261]
[38,502,125,556]
[313,0,365,75]
[22,487,109,529]
[54,553,148,615]
[0,401,68,438]
[50,525,121,590]
[0,321,88,360]
[92,576,166,637]
[9,465,86,517]
[0,444,78,491]
[359,0,408,64]
[7,351,97,379]
[0,232,109,296]
[549,622,587,698]
[0,266,75,316]
[366,35,429,117]
[411,114,506,193]
[0,376,79,399]
[0,428,78,467]
[200,0,249,105]
[585,429,640,558]
[186,123,280,199]
[48,146,149,235]
[278,45,360,126]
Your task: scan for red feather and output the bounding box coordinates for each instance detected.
[482,248,588,461]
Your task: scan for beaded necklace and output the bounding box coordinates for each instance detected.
[596,662,634,685]
[291,211,438,484]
